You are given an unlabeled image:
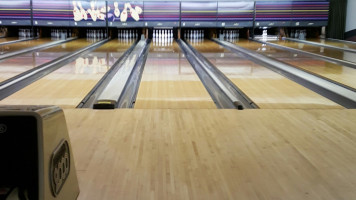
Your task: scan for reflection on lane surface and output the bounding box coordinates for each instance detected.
[0,37,19,44]
[0,39,135,108]
[134,40,216,109]
[188,39,341,109]
[235,39,356,89]
[307,38,356,50]
[0,38,96,82]
[0,38,53,55]
[270,39,356,64]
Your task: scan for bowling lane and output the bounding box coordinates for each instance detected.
[134,41,216,109]
[306,38,356,50]
[189,40,341,109]
[235,39,356,89]
[0,38,53,55]
[0,39,135,108]
[0,38,96,82]
[269,39,356,64]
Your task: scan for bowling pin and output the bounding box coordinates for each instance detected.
[128,3,142,21]
[100,5,108,13]
[72,1,83,21]
[135,6,142,15]
[89,2,98,21]
[120,3,128,22]
[94,8,103,21]
[77,2,87,20]
[98,13,105,21]
[127,3,140,21]
[114,2,120,17]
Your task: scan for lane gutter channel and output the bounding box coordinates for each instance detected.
[77,38,140,108]
[213,38,356,108]
[0,38,110,100]
[0,37,37,47]
[284,37,356,54]
[179,39,258,110]
[116,39,151,108]
[0,37,77,61]
[253,39,356,70]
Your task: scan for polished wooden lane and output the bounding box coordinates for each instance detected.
[270,39,356,64]
[0,39,135,108]
[307,38,356,50]
[0,38,95,82]
[134,41,216,109]
[236,40,356,90]
[189,40,341,109]
[0,38,52,55]
[64,108,356,200]
[0,37,19,44]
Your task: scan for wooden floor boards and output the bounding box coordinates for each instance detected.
[64,109,356,200]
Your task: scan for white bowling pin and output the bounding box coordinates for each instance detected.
[100,5,108,13]
[135,6,142,14]
[98,13,105,21]
[121,3,128,22]
[114,2,120,17]
[77,2,87,20]
[73,1,83,21]
[88,2,97,21]
[128,3,140,21]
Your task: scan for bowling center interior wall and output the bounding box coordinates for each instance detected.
[0,0,330,28]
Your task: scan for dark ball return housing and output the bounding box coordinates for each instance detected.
[0,105,79,200]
